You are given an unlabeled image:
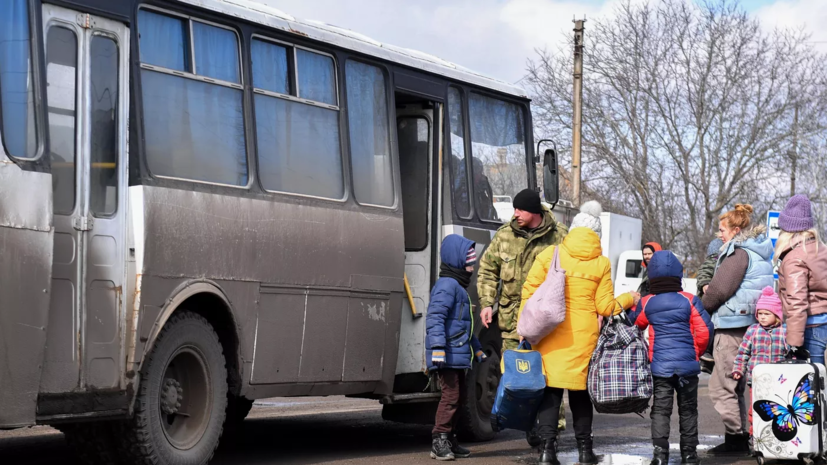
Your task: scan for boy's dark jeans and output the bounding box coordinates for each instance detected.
[651,375,699,449]
[433,368,466,434]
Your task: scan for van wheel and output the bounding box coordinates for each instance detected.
[116,311,227,465]
[457,344,500,442]
[59,422,119,465]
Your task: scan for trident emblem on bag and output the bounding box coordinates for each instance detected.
[516,359,530,374]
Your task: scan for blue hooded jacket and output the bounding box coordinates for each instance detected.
[425,234,483,371]
[628,251,714,378]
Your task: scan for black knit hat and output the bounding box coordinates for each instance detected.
[512,189,543,214]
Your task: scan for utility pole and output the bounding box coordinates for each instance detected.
[791,104,799,195]
[572,19,585,207]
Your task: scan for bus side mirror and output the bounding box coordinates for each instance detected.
[542,148,559,205]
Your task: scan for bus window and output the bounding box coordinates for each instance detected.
[252,38,344,199]
[447,87,471,219]
[297,49,336,106]
[251,39,289,95]
[46,27,78,214]
[346,61,392,207]
[89,36,119,217]
[138,9,247,186]
[137,9,189,72]
[193,21,240,83]
[468,93,528,222]
[0,0,37,159]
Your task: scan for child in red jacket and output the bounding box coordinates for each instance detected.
[628,251,713,465]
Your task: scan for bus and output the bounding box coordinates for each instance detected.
[0,0,562,463]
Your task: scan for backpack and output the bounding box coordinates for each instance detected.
[587,315,652,414]
[490,341,547,432]
[517,246,566,346]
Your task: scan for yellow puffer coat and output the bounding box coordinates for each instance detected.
[518,227,635,390]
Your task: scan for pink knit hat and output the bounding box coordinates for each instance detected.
[756,286,783,322]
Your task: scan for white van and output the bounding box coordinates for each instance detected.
[615,250,698,297]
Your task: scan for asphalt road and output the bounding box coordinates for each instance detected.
[0,377,759,465]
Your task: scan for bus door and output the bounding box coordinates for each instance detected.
[40,4,129,393]
[395,99,439,374]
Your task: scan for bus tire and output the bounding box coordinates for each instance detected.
[116,311,228,465]
[59,422,119,465]
[457,344,500,442]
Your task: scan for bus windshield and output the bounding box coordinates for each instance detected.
[468,93,528,222]
[0,0,37,159]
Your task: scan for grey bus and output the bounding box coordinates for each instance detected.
[0,0,563,463]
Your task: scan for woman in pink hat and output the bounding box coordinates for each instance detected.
[731,286,788,435]
[775,194,827,363]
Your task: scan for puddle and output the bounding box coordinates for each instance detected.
[542,437,721,465]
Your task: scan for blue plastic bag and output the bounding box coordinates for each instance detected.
[490,341,547,432]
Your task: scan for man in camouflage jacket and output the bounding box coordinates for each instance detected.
[478,190,568,351]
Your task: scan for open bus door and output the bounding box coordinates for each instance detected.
[0,0,52,428]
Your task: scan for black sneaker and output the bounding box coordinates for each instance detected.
[431,433,455,461]
[681,446,700,464]
[650,446,669,465]
[449,434,471,458]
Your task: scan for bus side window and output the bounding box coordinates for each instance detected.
[447,87,471,219]
[0,0,38,159]
[252,38,344,199]
[138,8,247,186]
[468,93,528,223]
[345,61,392,207]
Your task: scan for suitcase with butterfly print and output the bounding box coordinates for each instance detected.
[752,361,827,464]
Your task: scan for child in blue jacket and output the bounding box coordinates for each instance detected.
[628,251,714,465]
[426,234,485,461]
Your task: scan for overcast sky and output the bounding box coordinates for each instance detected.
[260,0,827,86]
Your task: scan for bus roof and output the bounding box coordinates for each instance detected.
[176,0,529,99]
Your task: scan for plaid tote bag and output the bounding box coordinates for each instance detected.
[587,315,652,414]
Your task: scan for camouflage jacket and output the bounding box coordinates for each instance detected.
[477,211,568,340]
[696,253,719,298]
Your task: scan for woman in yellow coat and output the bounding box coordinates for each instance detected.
[518,201,638,465]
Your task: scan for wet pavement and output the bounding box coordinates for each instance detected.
[0,377,759,464]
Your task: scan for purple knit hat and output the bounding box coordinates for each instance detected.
[779,194,814,232]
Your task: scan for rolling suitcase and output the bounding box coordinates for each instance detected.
[490,341,546,432]
[752,360,827,464]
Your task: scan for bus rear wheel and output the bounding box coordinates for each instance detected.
[117,311,228,465]
[457,343,500,442]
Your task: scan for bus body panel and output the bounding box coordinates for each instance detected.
[0,164,53,427]
[131,186,405,395]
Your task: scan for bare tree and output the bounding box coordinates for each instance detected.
[527,0,827,272]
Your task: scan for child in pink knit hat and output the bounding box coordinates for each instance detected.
[732,286,788,436]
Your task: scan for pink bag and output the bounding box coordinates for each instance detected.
[517,246,567,345]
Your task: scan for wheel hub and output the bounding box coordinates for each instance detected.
[161,378,183,415]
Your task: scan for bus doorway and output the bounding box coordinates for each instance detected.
[394,94,439,376]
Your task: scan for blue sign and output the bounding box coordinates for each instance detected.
[767,211,780,279]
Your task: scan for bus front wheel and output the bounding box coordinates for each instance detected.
[116,311,228,465]
[457,343,500,442]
